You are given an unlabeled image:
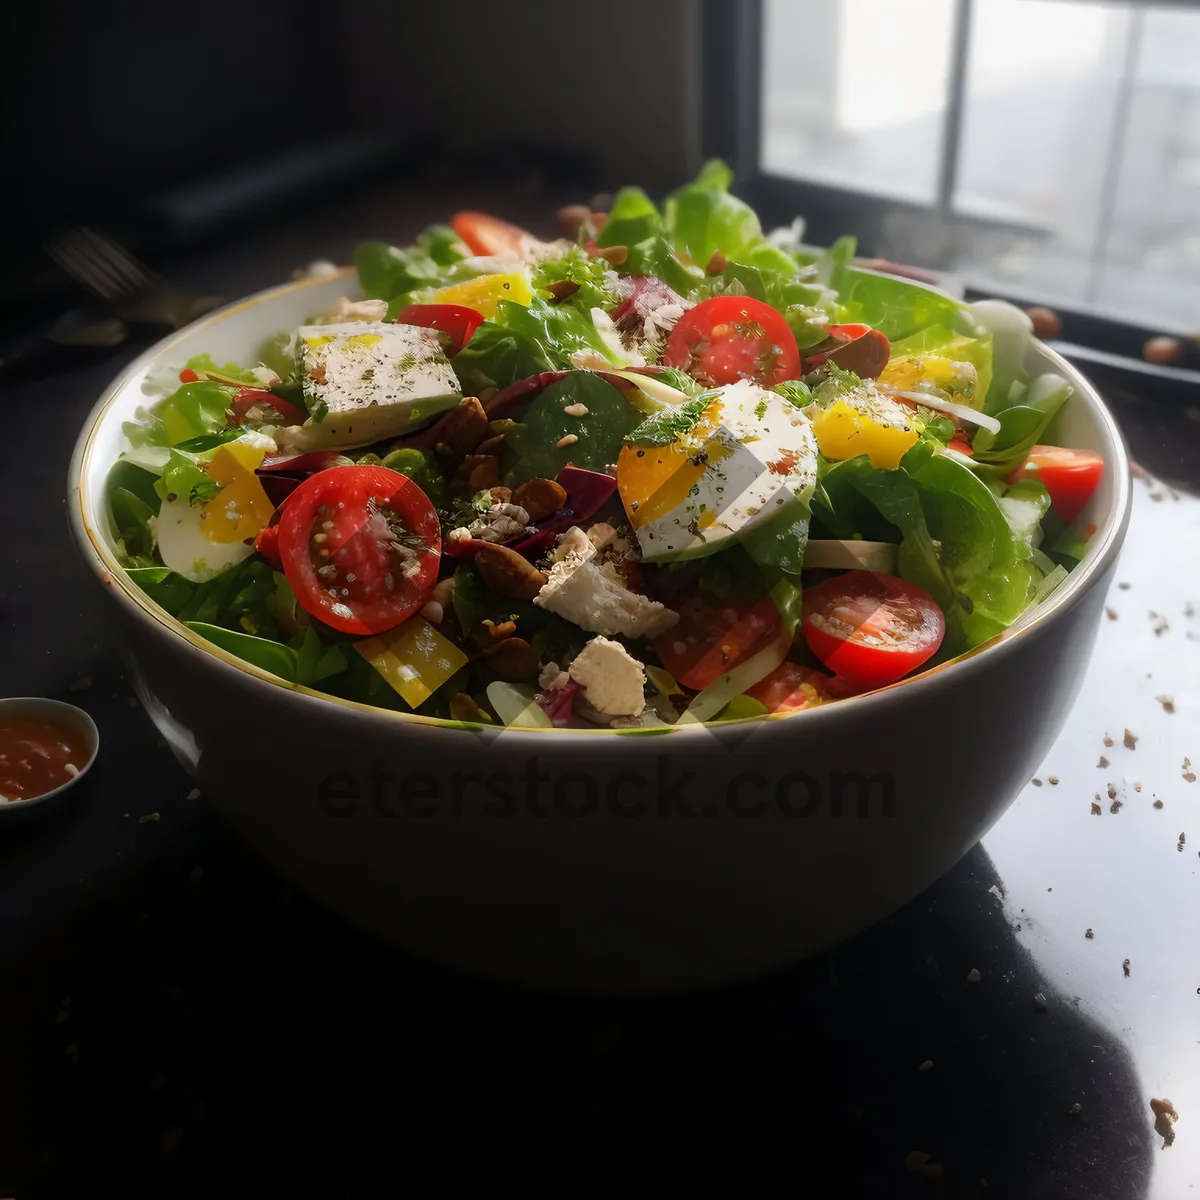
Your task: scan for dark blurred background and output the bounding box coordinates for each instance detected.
[4,0,1200,390]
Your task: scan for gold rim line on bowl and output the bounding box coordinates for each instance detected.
[69,273,1134,736]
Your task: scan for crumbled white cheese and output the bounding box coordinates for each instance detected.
[321,296,390,324]
[538,661,570,691]
[535,526,678,639]
[568,637,647,717]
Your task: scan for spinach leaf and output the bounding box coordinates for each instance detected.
[110,487,157,560]
[380,447,450,507]
[293,625,348,686]
[452,564,545,639]
[126,566,195,612]
[971,373,1072,476]
[742,498,811,579]
[502,373,641,483]
[185,621,299,681]
[418,223,469,266]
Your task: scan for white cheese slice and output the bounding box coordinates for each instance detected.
[279,322,460,452]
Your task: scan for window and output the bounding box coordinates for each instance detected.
[755,0,1200,332]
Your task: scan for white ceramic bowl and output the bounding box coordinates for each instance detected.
[68,273,1131,993]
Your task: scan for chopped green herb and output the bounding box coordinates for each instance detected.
[625,396,711,447]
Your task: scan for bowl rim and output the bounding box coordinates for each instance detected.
[0,697,100,811]
[68,270,1133,742]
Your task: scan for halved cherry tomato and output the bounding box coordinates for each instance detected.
[947,436,974,457]
[254,523,283,570]
[661,296,801,387]
[802,571,945,688]
[450,212,533,257]
[229,388,306,428]
[178,368,201,384]
[655,596,782,691]
[278,465,441,635]
[1007,445,1103,524]
[392,303,484,357]
[746,661,833,713]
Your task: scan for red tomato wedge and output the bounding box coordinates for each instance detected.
[746,662,833,713]
[392,303,484,357]
[661,296,801,387]
[450,212,533,257]
[1007,445,1103,524]
[655,596,782,691]
[229,388,306,428]
[802,571,945,687]
[278,465,441,635]
[254,523,283,571]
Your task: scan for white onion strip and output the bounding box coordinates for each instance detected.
[804,539,899,572]
[896,391,1001,435]
[938,446,978,469]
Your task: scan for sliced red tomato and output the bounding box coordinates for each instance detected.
[228,388,306,428]
[254,523,283,570]
[450,211,533,257]
[392,303,484,356]
[802,571,945,688]
[746,662,833,713]
[278,465,441,635]
[1007,445,1103,524]
[661,296,801,387]
[655,596,782,691]
[947,436,974,457]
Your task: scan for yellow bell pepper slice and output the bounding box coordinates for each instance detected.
[355,616,468,709]
[433,272,533,320]
[810,400,918,471]
[200,444,274,544]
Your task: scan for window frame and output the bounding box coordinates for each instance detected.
[699,0,1197,364]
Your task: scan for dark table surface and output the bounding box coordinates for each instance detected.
[2,178,1197,1200]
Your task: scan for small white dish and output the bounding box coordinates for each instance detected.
[0,697,100,818]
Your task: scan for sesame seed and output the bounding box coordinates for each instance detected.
[556,434,579,448]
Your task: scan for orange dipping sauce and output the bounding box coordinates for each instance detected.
[0,714,92,802]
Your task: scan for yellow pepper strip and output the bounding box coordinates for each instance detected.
[200,444,274,544]
[809,400,918,471]
[433,273,533,320]
[355,616,469,709]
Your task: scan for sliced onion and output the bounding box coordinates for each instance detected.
[603,368,694,412]
[486,682,552,728]
[938,446,978,469]
[896,391,1001,435]
[804,539,898,572]
[676,627,793,726]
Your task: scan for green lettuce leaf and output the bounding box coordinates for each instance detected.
[355,240,448,301]
[452,318,557,394]
[837,267,965,342]
[532,245,619,311]
[663,159,762,268]
[596,186,663,249]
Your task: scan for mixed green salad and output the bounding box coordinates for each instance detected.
[107,161,1104,729]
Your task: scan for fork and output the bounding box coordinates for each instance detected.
[46,227,224,331]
